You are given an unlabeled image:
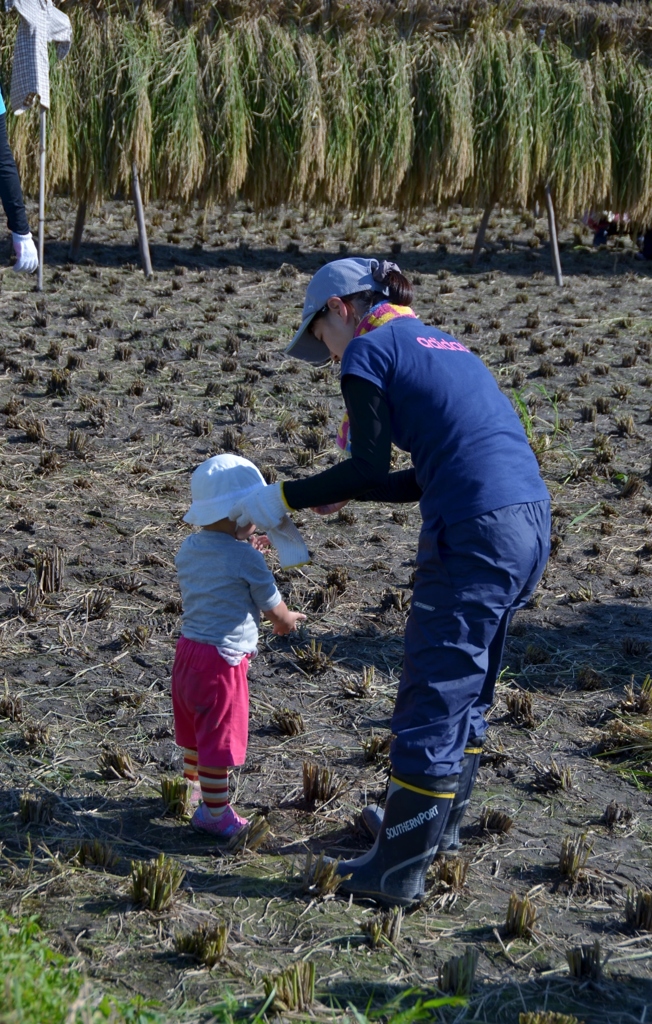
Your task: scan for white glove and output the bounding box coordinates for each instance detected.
[12,232,38,274]
[229,482,287,532]
[268,516,310,569]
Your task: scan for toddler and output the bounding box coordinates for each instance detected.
[172,454,305,839]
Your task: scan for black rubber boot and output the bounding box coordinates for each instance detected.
[360,802,384,839]
[360,742,483,854]
[335,774,458,907]
[438,740,483,854]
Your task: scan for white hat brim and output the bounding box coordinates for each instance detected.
[183,482,261,526]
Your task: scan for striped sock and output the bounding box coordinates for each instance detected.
[183,748,198,782]
[198,765,229,818]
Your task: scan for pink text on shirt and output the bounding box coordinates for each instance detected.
[416,335,470,352]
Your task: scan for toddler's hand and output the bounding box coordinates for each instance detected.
[311,500,349,515]
[249,533,271,552]
[265,601,306,636]
[273,610,306,635]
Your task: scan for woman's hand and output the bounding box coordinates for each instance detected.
[230,482,286,531]
[12,232,38,274]
[310,500,349,516]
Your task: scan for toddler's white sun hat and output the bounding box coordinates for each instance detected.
[184,454,265,526]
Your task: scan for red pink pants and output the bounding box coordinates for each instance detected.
[171,636,249,767]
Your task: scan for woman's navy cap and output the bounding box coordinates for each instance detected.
[285,257,387,365]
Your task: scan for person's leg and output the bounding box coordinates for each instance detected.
[354,529,513,857]
[391,501,550,779]
[197,764,229,818]
[171,637,200,797]
[183,748,198,783]
[336,502,550,902]
[439,500,550,853]
[358,502,551,861]
[436,606,512,854]
[336,507,534,903]
[181,747,202,808]
[0,114,29,235]
[333,773,459,907]
[467,500,551,739]
[437,740,484,854]
[192,649,250,837]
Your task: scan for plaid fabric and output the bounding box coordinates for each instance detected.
[5,0,71,114]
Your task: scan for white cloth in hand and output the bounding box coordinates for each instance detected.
[12,231,38,273]
[268,516,310,569]
[229,482,287,532]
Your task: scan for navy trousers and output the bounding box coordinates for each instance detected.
[391,500,551,779]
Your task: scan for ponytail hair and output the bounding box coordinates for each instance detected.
[340,260,413,313]
[383,269,413,306]
[371,259,413,305]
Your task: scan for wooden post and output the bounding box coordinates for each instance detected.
[69,199,86,261]
[536,26,563,288]
[544,185,563,287]
[131,161,152,278]
[37,106,46,291]
[471,203,493,267]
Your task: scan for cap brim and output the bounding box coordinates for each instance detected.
[183,481,263,526]
[285,314,331,366]
[183,499,231,526]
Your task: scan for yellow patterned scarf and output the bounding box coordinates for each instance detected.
[354,301,417,337]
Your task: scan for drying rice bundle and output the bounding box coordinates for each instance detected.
[66,9,111,204]
[543,42,611,221]
[237,20,286,208]
[237,20,292,207]
[1,8,650,223]
[46,42,75,195]
[152,27,206,202]
[7,95,45,196]
[521,35,554,206]
[199,26,250,202]
[0,16,14,90]
[465,25,531,210]
[604,49,652,222]
[314,34,358,208]
[353,30,413,208]
[108,11,158,201]
[502,28,538,208]
[400,37,473,209]
[292,33,326,204]
[238,20,324,208]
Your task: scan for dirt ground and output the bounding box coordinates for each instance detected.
[0,198,651,1023]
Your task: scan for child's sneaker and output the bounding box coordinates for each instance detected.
[190,802,248,839]
[189,781,202,807]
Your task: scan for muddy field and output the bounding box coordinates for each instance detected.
[0,198,651,1023]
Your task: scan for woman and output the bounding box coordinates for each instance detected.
[230,258,550,908]
[0,88,38,273]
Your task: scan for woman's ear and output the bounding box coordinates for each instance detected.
[327,296,349,322]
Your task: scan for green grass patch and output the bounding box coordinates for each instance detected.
[0,912,164,1024]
